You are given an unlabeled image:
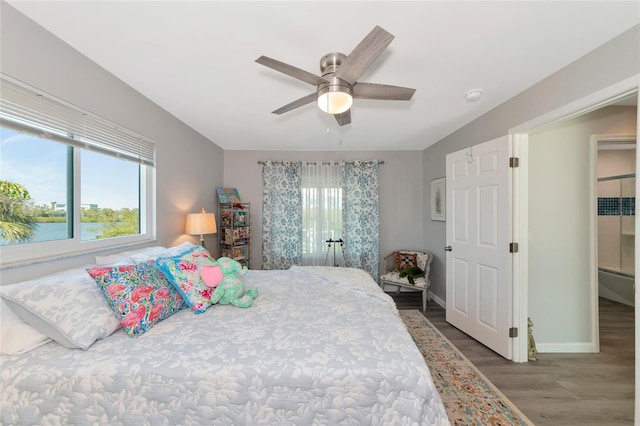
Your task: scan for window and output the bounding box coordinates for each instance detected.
[1,129,71,244]
[0,75,155,265]
[301,162,343,265]
[262,160,380,277]
[80,150,141,241]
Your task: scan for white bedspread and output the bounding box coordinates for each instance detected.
[1,266,449,425]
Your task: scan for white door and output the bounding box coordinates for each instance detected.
[445,135,512,359]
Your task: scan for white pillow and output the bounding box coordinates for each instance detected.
[129,242,196,262]
[0,299,51,355]
[94,252,132,266]
[95,245,166,265]
[0,266,121,350]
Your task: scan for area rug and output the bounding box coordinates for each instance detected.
[400,310,533,426]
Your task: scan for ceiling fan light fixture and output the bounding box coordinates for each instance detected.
[317,91,353,114]
[256,26,414,126]
[317,79,353,114]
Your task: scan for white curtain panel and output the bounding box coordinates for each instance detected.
[301,161,345,266]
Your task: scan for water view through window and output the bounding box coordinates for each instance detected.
[0,127,140,246]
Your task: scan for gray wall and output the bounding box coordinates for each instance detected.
[1,4,224,284]
[423,24,640,302]
[223,150,424,271]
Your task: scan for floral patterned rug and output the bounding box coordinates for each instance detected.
[400,310,533,426]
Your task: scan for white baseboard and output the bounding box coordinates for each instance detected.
[536,342,598,353]
[398,290,598,354]
[428,291,445,309]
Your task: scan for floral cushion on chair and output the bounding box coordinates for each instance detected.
[381,271,428,288]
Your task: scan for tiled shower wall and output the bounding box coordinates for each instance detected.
[597,196,635,216]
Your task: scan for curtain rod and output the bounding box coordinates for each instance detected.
[257,160,384,165]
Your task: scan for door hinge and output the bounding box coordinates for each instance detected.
[509,327,518,338]
[509,157,519,168]
[509,242,519,253]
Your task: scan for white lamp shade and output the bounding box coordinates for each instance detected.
[185,209,217,235]
[317,91,353,114]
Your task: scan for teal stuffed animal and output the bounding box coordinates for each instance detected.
[209,257,258,308]
[398,266,424,285]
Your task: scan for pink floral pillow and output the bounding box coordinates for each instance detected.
[87,261,186,337]
[155,245,217,314]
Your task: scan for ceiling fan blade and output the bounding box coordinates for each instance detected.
[256,56,329,86]
[272,93,317,115]
[353,82,416,100]
[334,109,351,126]
[334,26,394,85]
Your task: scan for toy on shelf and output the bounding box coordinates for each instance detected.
[219,202,251,268]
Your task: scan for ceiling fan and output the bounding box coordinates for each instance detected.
[255,25,416,126]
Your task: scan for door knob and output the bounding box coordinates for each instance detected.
[444,246,452,252]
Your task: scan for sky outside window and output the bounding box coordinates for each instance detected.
[1,128,67,207]
[1,127,139,210]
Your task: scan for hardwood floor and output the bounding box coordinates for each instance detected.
[392,293,635,425]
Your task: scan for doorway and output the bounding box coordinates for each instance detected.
[510,77,638,362]
[595,135,636,312]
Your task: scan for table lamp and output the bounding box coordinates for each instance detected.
[185,208,217,248]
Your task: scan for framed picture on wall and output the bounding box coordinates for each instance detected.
[430,177,446,221]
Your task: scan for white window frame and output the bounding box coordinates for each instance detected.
[0,75,156,267]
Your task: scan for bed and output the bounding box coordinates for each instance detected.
[0,244,449,425]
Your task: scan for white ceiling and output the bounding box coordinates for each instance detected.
[7,1,640,151]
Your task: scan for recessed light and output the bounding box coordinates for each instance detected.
[465,89,483,103]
